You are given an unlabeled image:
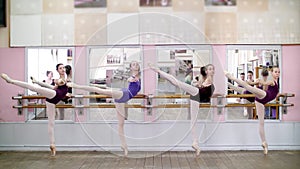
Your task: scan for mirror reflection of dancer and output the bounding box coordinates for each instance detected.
[1,63,68,156]
[149,63,215,156]
[67,61,141,156]
[225,67,280,155]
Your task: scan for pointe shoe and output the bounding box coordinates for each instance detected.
[1,73,13,83]
[224,71,233,79]
[192,142,201,156]
[262,142,268,155]
[66,82,75,88]
[121,145,128,157]
[50,144,56,156]
[148,63,159,72]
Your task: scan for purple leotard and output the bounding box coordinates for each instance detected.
[255,81,279,105]
[115,80,141,103]
[46,84,68,104]
[190,84,215,103]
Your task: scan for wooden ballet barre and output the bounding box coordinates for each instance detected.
[13,104,146,109]
[225,103,294,108]
[151,103,214,109]
[12,94,148,100]
[226,93,295,98]
[151,95,190,99]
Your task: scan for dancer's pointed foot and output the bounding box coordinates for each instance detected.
[66,82,77,88]
[50,144,56,156]
[224,71,234,80]
[148,63,160,72]
[1,73,13,83]
[121,145,128,157]
[262,141,268,155]
[30,76,37,84]
[192,141,201,156]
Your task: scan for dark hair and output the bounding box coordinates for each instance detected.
[200,66,207,77]
[247,71,253,75]
[261,68,269,77]
[56,63,64,71]
[65,65,72,75]
[240,73,245,76]
[46,71,52,76]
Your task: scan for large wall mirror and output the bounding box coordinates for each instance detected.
[155,45,213,121]
[226,45,281,121]
[26,47,74,121]
[88,46,144,121]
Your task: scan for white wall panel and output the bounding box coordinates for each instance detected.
[11,0,42,15]
[10,15,41,46]
[42,14,74,46]
[107,13,139,45]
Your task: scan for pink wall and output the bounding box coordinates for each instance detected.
[73,46,87,122]
[212,45,227,122]
[0,47,25,122]
[143,45,157,122]
[281,45,300,121]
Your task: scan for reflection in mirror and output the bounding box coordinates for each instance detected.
[26,47,74,121]
[155,46,212,121]
[226,46,281,121]
[88,46,143,121]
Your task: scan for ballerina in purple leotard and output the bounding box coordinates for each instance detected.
[1,63,68,156]
[67,61,141,156]
[225,67,280,155]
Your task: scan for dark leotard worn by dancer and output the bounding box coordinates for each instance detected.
[255,81,279,105]
[115,80,141,103]
[190,84,215,103]
[46,84,68,104]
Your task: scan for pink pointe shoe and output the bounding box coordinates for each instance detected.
[1,73,13,83]
[262,141,268,155]
[50,144,56,157]
[192,142,201,156]
[121,145,128,157]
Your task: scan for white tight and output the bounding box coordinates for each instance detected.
[115,103,127,147]
[190,100,200,143]
[255,101,266,143]
[156,69,198,96]
[155,69,201,144]
[72,84,128,148]
[10,79,57,146]
[46,102,56,146]
[71,85,123,100]
[229,78,267,143]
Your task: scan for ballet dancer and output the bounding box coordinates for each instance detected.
[149,63,215,156]
[225,67,280,155]
[67,61,141,156]
[1,63,69,156]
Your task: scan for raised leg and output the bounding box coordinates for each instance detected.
[225,71,266,99]
[1,73,56,99]
[68,83,123,100]
[148,63,198,96]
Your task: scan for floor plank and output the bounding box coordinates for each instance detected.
[0,150,299,169]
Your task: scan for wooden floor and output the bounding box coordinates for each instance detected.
[0,150,299,169]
